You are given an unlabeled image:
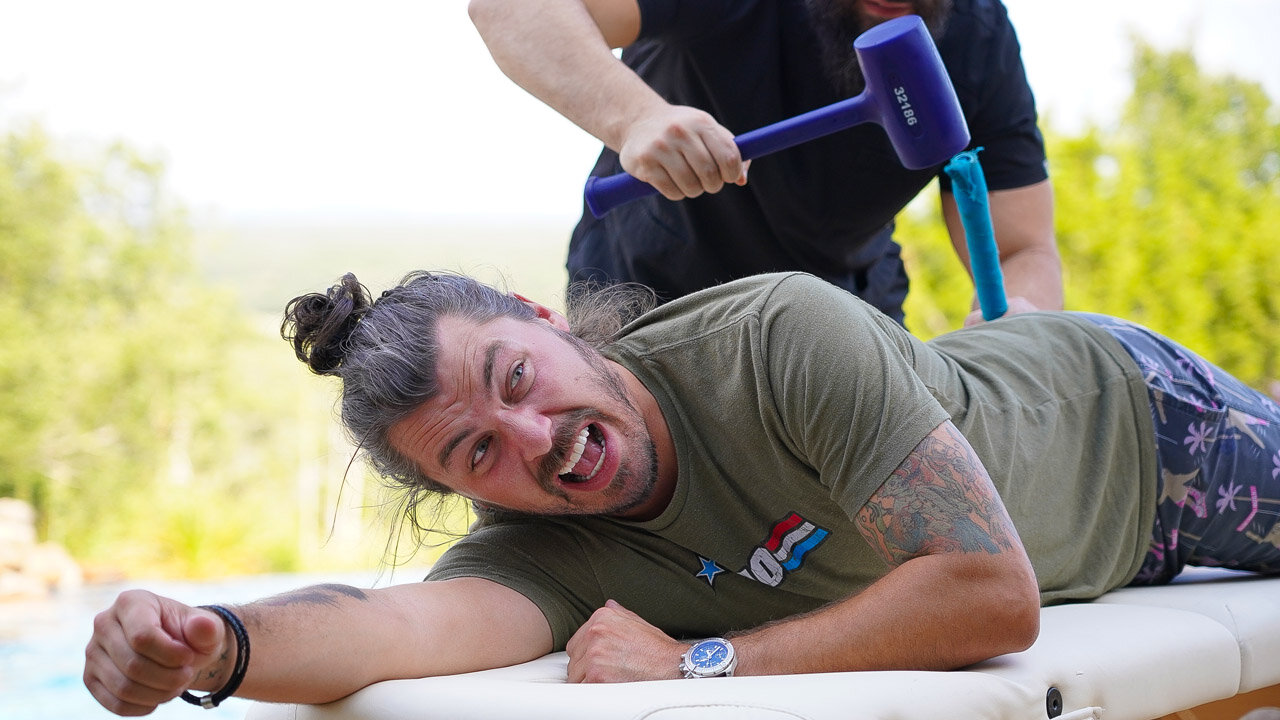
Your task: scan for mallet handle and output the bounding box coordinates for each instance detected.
[584,95,875,218]
[943,148,1007,321]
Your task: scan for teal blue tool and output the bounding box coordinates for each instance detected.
[943,148,1007,321]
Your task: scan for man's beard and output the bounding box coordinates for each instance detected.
[805,0,953,97]
[531,328,660,517]
[534,407,660,518]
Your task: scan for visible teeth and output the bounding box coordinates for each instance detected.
[584,441,606,480]
[557,427,590,476]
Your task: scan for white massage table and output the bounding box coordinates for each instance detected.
[245,568,1280,720]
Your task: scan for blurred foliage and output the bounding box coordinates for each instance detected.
[904,40,1279,389]
[1,39,1277,580]
[0,126,400,579]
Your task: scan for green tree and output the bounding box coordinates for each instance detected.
[1054,41,1280,387]
[0,125,378,577]
[904,40,1280,390]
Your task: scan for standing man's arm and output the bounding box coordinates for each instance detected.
[84,577,552,716]
[941,178,1064,325]
[564,420,1042,680]
[467,0,746,199]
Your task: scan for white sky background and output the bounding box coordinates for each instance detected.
[0,0,1277,226]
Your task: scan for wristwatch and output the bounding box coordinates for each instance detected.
[680,637,737,678]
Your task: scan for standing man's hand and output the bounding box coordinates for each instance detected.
[471,0,751,201]
[84,590,231,716]
[618,105,749,201]
[565,599,688,682]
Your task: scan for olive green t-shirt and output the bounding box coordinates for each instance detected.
[427,273,1156,650]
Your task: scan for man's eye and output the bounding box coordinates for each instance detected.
[509,362,525,393]
[471,437,491,469]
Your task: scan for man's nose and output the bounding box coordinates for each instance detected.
[498,407,554,461]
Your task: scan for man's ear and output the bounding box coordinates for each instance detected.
[514,292,571,332]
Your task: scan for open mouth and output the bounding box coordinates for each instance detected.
[556,423,606,484]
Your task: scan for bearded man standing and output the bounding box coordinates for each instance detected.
[469,0,1061,326]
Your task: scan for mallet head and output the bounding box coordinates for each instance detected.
[854,15,970,169]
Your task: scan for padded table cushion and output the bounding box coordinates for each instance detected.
[245,570,1280,720]
[1095,567,1280,693]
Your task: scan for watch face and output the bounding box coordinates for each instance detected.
[686,638,735,676]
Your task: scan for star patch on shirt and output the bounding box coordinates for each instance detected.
[694,556,726,586]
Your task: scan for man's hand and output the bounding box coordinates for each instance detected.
[962,294,1040,327]
[564,599,687,682]
[84,590,231,716]
[618,106,749,201]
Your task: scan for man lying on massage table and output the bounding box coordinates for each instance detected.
[84,271,1280,716]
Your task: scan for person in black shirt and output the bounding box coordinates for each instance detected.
[469,0,1062,325]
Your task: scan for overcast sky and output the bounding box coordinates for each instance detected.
[1,0,1276,225]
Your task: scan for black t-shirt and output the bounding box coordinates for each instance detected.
[567,0,1047,322]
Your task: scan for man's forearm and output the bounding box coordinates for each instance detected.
[995,242,1063,312]
[730,422,1040,675]
[987,180,1062,311]
[944,179,1064,314]
[729,553,1040,675]
[469,0,661,151]
[209,579,552,704]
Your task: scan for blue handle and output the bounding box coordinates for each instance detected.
[943,148,1007,321]
[585,95,874,218]
[584,173,657,217]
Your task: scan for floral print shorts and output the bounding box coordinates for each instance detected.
[1082,314,1280,584]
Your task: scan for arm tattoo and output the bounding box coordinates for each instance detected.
[856,422,1022,567]
[256,583,370,608]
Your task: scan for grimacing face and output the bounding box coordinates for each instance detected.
[388,314,662,519]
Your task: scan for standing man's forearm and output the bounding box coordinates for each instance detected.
[468,0,654,151]
[944,179,1064,318]
[468,0,746,198]
[995,241,1063,312]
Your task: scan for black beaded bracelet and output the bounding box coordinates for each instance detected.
[180,605,251,710]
